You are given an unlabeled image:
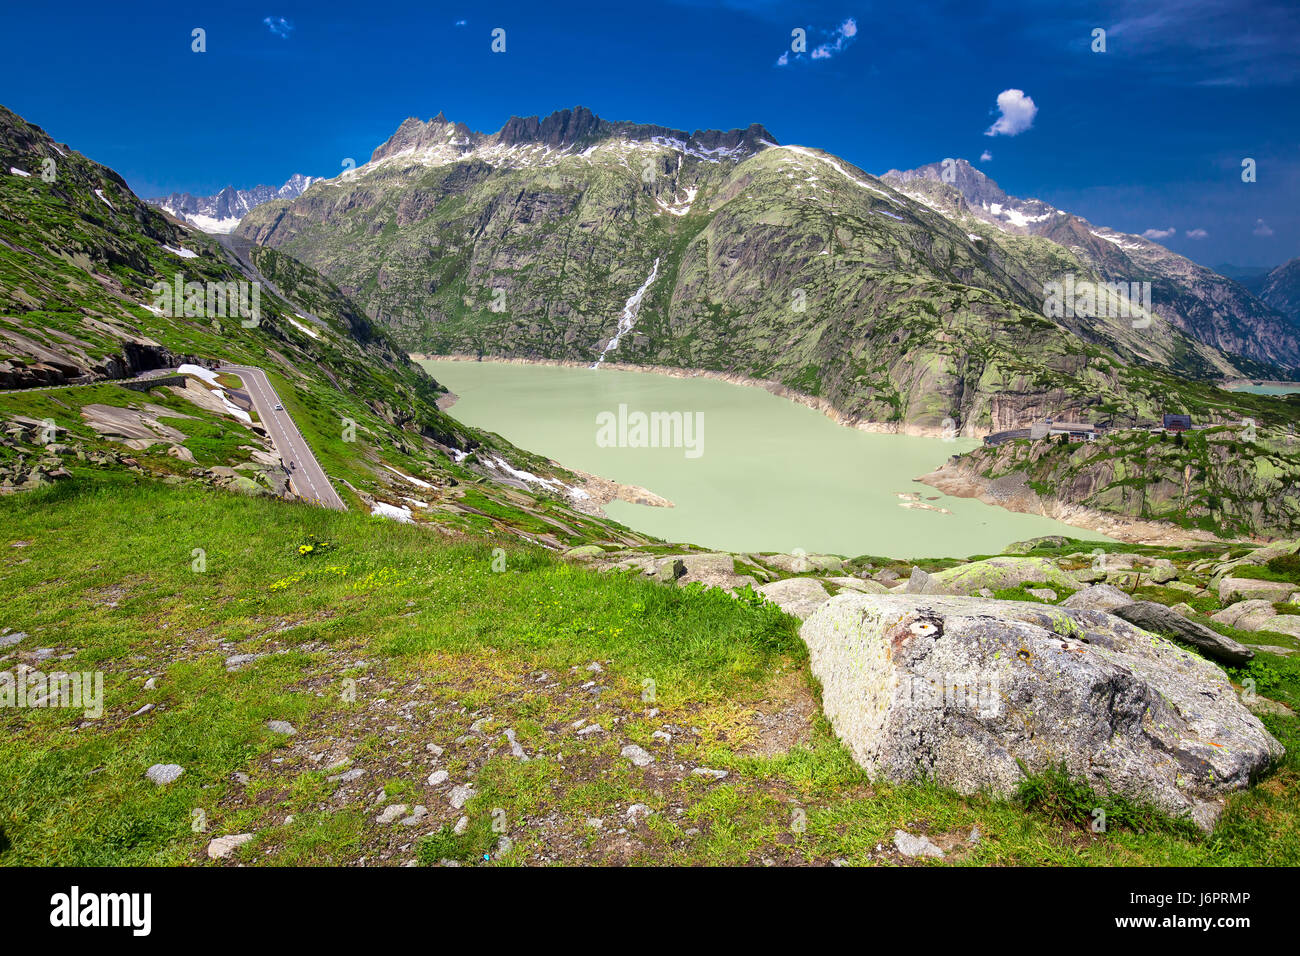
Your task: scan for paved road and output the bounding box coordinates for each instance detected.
[217,364,347,511]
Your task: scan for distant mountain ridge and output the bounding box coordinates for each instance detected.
[150,173,320,234]
[881,159,1300,371]
[365,105,775,170]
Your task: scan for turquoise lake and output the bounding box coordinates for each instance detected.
[420,359,1111,558]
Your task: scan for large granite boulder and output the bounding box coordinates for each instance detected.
[800,593,1283,831]
[1002,535,1072,554]
[1061,583,1133,613]
[911,556,1083,596]
[757,577,831,620]
[1219,576,1298,603]
[1212,600,1300,638]
[760,552,844,574]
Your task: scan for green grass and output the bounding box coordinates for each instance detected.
[1,478,1297,866]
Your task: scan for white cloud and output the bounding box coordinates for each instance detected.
[776,18,857,66]
[263,16,293,39]
[979,150,992,162]
[1185,228,1209,239]
[1142,226,1176,240]
[1253,218,1275,237]
[984,89,1038,137]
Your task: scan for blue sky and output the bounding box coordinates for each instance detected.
[2,0,1297,267]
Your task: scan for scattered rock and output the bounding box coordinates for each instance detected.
[266,720,296,735]
[449,784,476,809]
[626,804,654,823]
[893,830,944,858]
[400,806,428,826]
[691,767,729,780]
[563,545,605,561]
[826,576,889,594]
[762,552,843,574]
[1247,696,1295,718]
[376,804,409,825]
[904,567,932,594]
[503,728,528,760]
[1219,577,1298,604]
[224,653,261,671]
[1150,560,1178,584]
[206,833,255,860]
[427,769,449,786]
[1111,601,1254,665]
[1026,588,1057,601]
[1061,584,1132,613]
[621,744,655,767]
[145,763,184,786]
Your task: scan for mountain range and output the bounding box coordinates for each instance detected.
[233,106,1297,438]
[149,174,320,234]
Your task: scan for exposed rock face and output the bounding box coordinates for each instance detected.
[1259,257,1300,327]
[800,593,1283,830]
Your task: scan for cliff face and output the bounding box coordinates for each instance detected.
[1261,258,1300,326]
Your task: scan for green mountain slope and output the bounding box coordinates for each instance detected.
[0,103,654,548]
[882,159,1300,374]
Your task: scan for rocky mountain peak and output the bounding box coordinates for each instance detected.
[882,158,1008,208]
[369,114,481,163]
[494,106,605,148]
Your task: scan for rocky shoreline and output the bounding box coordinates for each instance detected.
[917,459,1230,547]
